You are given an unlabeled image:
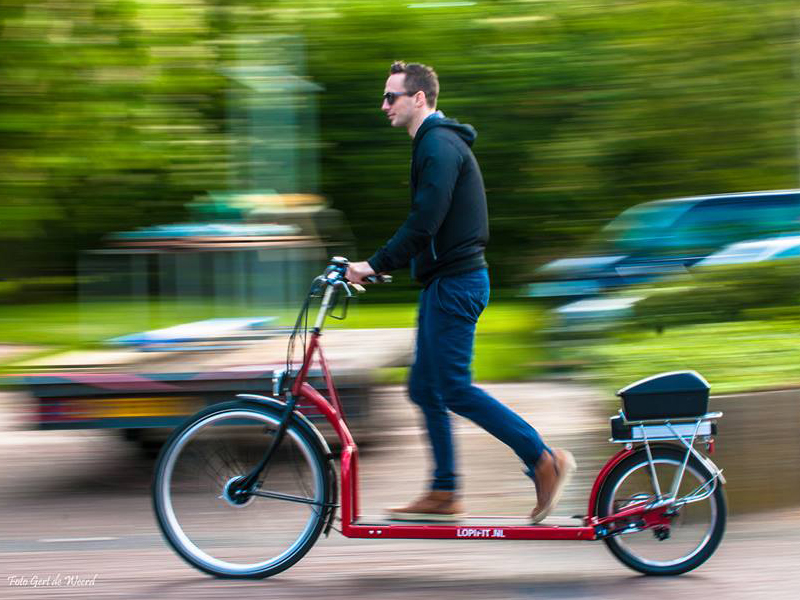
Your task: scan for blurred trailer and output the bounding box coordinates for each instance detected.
[20,327,415,450]
[15,219,411,450]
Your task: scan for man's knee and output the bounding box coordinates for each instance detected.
[408,376,435,407]
[441,382,479,414]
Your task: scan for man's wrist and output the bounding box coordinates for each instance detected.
[366,256,381,274]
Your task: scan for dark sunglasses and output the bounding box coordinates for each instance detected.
[382,90,417,106]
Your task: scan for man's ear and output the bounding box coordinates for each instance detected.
[415,91,427,108]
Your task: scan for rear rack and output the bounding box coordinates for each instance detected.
[609,409,726,506]
[610,411,722,443]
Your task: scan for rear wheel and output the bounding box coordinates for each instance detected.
[152,401,330,579]
[597,445,726,576]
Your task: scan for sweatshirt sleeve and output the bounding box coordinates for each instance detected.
[367,134,461,273]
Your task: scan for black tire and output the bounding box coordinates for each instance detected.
[596,445,726,576]
[152,400,330,579]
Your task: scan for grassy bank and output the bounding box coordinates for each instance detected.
[5,298,798,393]
[562,319,800,395]
[336,301,549,383]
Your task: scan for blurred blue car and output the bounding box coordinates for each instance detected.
[553,233,800,331]
[529,189,800,298]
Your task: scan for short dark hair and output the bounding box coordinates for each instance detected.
[390,61,439,108]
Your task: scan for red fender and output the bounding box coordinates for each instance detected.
[586,447,636,520]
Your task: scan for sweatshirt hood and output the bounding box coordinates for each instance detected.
[413,113,477,148]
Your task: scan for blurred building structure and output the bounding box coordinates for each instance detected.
[77,36,351,333]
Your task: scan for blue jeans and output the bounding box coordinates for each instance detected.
[408,268,548,491]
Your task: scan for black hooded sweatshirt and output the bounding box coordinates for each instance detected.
[367,114,489,286]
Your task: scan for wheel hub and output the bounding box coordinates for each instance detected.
[222,476,256,508]
[653,525,671,541]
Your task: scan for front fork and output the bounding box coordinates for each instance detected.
[226,393,299,501]
[230,383,340,536]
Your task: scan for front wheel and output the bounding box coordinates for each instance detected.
[152,400,330,579]
[596,445,726,576]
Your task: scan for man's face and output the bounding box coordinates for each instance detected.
[382,73,418,128]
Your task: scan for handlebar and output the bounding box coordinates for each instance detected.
[285,257,392,375]
[323,256,392,290]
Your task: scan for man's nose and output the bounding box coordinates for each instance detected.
[381,99,391,111]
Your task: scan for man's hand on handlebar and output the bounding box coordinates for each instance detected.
[345,261,377,285]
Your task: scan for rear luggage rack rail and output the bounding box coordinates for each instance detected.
[610,411,722,443]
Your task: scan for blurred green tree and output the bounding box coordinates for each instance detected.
[0,0,797,293]
[0,0,228,281]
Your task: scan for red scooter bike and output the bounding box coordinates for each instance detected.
[152,257,726,578]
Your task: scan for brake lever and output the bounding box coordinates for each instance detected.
[335,280,354,297]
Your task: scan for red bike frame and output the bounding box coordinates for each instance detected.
[288,327,666,542]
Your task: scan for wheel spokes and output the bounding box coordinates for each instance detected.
[609,458,717,567]
[155,408,326,576]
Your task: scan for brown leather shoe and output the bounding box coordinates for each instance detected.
[530,448,576,524]
[387,490,465,522]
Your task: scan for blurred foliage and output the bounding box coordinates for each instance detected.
[1,0,799,289]
[563,318,800,395]
[0,0,228,279]
[632,259,800,330]
[557,256,800,393]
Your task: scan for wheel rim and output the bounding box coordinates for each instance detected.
[604,457,718,568]
[156,409,324,575]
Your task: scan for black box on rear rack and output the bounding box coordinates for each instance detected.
[617,371,710,421]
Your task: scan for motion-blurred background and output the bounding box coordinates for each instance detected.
[1,0,799,505]
[1,5,800,595]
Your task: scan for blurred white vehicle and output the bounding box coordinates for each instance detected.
[695,235,800,267]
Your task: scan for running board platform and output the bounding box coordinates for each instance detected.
[343,515,596,541]
[354,515,586,527]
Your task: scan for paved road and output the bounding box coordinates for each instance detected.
[2,384,798,599]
